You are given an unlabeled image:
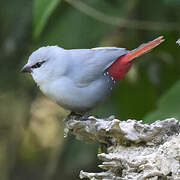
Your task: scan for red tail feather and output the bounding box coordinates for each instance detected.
[106,36,164,80]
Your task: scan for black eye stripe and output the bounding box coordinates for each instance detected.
[31,61,45,69]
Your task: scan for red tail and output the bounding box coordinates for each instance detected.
[106,36,164,80]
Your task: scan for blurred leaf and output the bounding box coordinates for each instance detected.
[165,0,180,6]
[144,80,180,123]
[33,0,61,38]
[38,1,114,48]
[37,0,130,48]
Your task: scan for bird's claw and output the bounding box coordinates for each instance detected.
[64,112,88,121]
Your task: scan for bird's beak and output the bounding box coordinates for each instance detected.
[21,65,32,73]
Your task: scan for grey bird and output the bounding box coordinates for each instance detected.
[21,36,164,119]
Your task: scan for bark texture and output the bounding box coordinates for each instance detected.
[64,116,180,180]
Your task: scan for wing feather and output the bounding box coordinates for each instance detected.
[67,47,128,87]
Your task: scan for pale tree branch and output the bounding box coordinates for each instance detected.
[65,116,180,179]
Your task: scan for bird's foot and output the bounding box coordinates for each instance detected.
[64,112,88,121]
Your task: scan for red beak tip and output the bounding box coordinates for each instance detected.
[21,66,32,73]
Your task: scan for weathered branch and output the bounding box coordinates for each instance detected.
[64,116,180,180]
[177,39,180,46]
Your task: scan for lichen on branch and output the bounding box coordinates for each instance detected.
[64,116,180,180]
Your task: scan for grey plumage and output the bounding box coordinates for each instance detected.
[23,46,128,112]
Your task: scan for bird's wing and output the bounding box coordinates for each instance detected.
[67,47,128,87]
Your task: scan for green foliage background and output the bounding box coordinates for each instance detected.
[0,0,180,179]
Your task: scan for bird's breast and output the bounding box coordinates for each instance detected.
[39,75,114,112]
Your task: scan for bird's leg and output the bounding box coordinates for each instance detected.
[64,111,76,121]
[64,111,88,121]
[76,112,89,121]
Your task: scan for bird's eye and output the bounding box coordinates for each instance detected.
[31,61,45,69]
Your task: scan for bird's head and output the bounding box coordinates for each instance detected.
[21,46,68,86]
